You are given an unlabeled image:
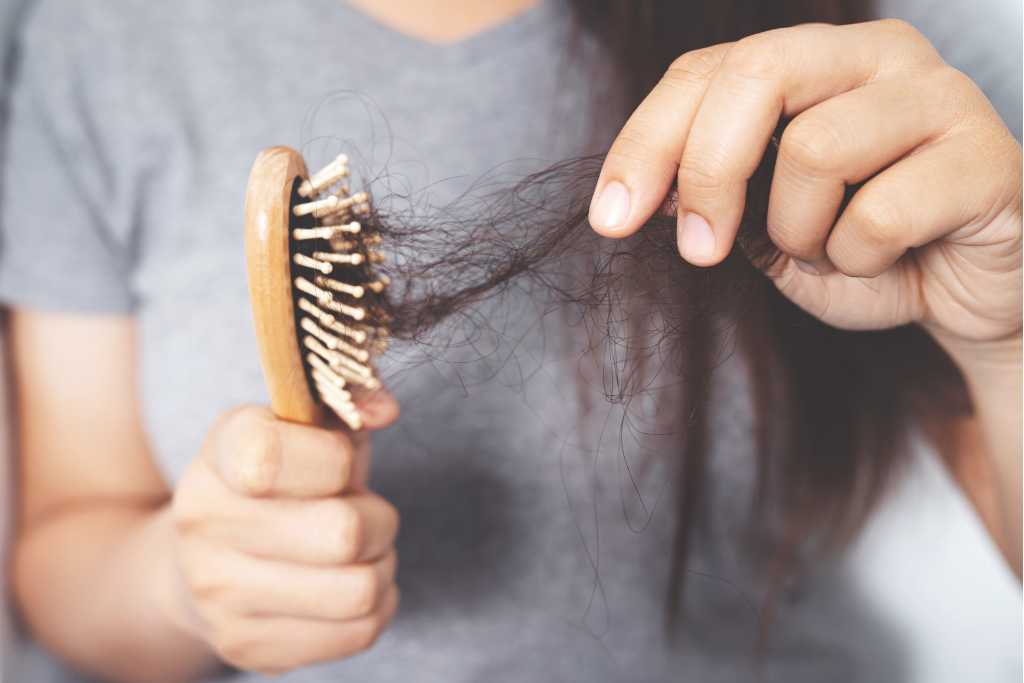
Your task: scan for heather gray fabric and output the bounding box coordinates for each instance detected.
[0,2,1019,682]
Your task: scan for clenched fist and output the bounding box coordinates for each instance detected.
[163,394,400,675]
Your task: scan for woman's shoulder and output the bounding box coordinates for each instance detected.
[18,0,223,84]
[22,0,153,50]
[13,0,243,145]
[18,0,156,97]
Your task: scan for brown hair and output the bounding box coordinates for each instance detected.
[571,0,971,618]
[366,0,970,626]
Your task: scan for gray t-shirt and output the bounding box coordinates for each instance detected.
[0,2,1018,683]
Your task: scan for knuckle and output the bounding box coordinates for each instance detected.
[324,426,351,450]
[379,498,400,538]
[389,504,401,539]
[213,627,291,676]
[931,66,987,125]
[934,65,975,93]
[217,404,271,431]
[664,47,723,88]
[351,567,382,617]
[187,564,231,604]
[214,633,257,671]
[316,429,354,488]
[990,141,1024,212]
[723,35,779,82]
[823,232,852,271]
[259,667,289,678]
[766,220,817,261]
[171,461,224,535]
[876,18,939,61]
[678,152,730,190]
[781,116,845,173]
[254,666,286,678]
[877,17,921,41]
[170,483,204,535]
[228,418,281,497]
[332,500,363,564]
[846,195,902,250]
[607,127,667,170]
[352,615,385,653]
[323,428,354,462]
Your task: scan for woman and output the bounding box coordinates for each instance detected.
[2,0,1019,681]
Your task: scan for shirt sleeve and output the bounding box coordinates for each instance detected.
[0,3,136,314]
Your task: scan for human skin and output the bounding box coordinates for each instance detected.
[10,11,1021,683]
[11,313,403,681]
[590,19,1023,576]
[10,6,541,683]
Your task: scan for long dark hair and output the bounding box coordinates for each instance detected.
[568,0,970,617]
[369,0,969,625]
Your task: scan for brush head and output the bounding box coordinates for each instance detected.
[245,147,389,430]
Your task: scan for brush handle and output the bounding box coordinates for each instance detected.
[244,146,322,424]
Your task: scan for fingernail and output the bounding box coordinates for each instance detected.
[677,212,716,264]
[794,259,819,275]
[590,180,631,232]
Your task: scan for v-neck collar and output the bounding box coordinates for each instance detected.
[317,0,567,68]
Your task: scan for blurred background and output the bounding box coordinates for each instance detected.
[0,0,1019,681]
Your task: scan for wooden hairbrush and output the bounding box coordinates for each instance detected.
[244,147,390,430]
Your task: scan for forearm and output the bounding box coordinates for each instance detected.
[14,502,219,683]
[940,333,1022,578]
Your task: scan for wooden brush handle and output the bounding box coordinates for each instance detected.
[244,146,322,424]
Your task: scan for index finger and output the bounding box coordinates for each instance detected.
[673,21,941,265]
[588,43,730,237]
[590,20,940,248]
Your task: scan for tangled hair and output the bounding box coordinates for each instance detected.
[354,139,967,622]
[318,0,971,625]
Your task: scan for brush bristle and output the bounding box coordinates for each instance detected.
[289,153,388,430]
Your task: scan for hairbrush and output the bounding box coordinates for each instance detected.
[244,147,390,430]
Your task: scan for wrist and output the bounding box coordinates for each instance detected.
[144,508,223,683]
[924,328,1022,578]
[925,327,1022,389]
[150,508,208,644]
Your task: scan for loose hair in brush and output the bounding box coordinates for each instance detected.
[247,0,972,623]
[244,139,966,593]
[245,147,390,431]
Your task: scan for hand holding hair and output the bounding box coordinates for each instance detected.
[163,394,401,675]
[591,18,1022,574]
[591,19,1021,349]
